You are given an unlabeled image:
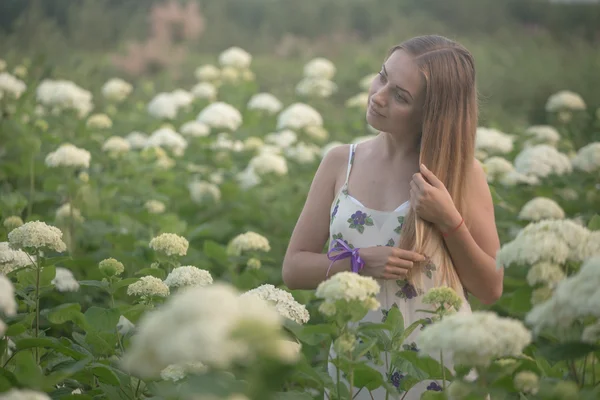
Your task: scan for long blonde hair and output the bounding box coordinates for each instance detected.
[393,35,477,294]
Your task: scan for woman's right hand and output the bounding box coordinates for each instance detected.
[358,246,426,280]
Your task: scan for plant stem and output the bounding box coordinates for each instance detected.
[27,155,35,219]
[441,351,446,391]
[135,379,141,398]
[337,353,341,400]
[34,261,41,364]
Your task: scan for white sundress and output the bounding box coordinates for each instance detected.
[326,143,473,400]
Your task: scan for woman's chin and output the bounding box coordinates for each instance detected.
[365,114,384,132]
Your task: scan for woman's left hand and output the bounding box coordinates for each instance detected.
[410,164,462,231]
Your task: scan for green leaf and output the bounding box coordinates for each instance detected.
[43,357,93,388]
[294,324,337,346]
[45,303,85,326]
[5,323,27,336]
[588,214,600,231]
[15,337,86,360]
[353,363,384,390]
[134,267,165,279]
[113,277,140,290]
[83,307,121,333]
[14,350,44,388]
[393,351,453,381]
[384,304,404,336]
[509,286,533,314]
[79,280,110,290]
[420,391,446,400]
[203,240,229,265]
[45,256,72,266]
[357,225,364,234]
[16,268,36,286]
[539,341,599,361]
[40,265,56,287]
[273,392,313,400]
[90,363,121,385]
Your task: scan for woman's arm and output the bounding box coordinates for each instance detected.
[282,145,352,290]
[436,160,504,305]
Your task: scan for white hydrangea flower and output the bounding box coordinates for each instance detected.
[45,144,91,169]
[160,362,207,382]
[191,82,217,101]
[8,221,67,253]
[236,167,261,190]
[197,102,242,131]
[227,232,271,256]
[146,128,188,154]
[164,266,213,289]
[0,59,6,71]
[180,121,210,138]
[211,133,244,152]
[127,276,170,298]
[170,89,194,110]
[0,72,27,99]
[55,203,84,224]
[277,103,323,131]
[304,125,329,142]
[571,142,600,173]
[218,47,252,69]
[417,311,531,367]
[285,142,321,164]
[582,320,600,344]
[526,257,600,334]
[496,219,596,269]
[483,157,514,182]
[149,233,189,257]
[244,137,264,151]
[248,152,288,176]
[121,283,286,378]
[0,275,17,316]
[52,267,80,292]
[242,284,310,324]
[345,92,369,109]
[545,90,586,112]
[117,315,135,336]
[188,180,221,203]
[322,142,344,157]
[3,216,24,231]
[316,271,380,312]
[247,93,283,114]
[303,57,336,79]
[359,73,378,91]
[125,131,148,149]
[36,79,93,118]
[101,78,133,102]
[518,197,565,221]
[0,241,34,275]
[148,92,178,119]
[475,127,514,154]
[524,125,560,146]
[514,371,539,395]
[102,136,131,155]
[220,66,240,83]
[0,319,6,336]
[144,200,166,214]
[0,389,51,400]
[526,262,566,287]
[99,258,125,276]
[195,64,220,82]
[514,144,572,178]
[265,130,297,149]
[296,77,337,98]
[498,170,540,186]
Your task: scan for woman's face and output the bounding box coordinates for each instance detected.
[366,49,425,137]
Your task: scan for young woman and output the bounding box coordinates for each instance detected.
[282,35,503,399]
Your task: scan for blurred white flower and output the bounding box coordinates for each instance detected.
[101,78,133,102]
[188,180,221,203]
[242,284,310,324]
[102,136,131,155]
[518,197,565,221]
[197,102,243,131]
[582,320,600,344]
[52,267,80,292]
[244,137,264,151]
[482,156,514,182]
[180,121,210,138]
[514,144,572,178]
[144,200,166,214]
[285,142,321,164]
[321,141,344,157]
[277,103,323,131]
[0,59,6,72]
[170,89,194,110]
[218,47,252,69]
[345,92,369,109]
[8,221,67,253]
[227,232,271,256]
[164,266,213,289]
[149,233,189,257]
[303,57,336,79]
[249,152,288,176]
[0,389,51,400]
[146,128,188,155]
[0,72,26,99]
[359,73,377,91]
[475,127,514,154]
[3,216,24,231]
[220,66,241,84]
[45,144,91,169]
[126,131,148,149]
[236,167,261,190]
[571,142,600,172]
[211,133,244,152]
[117,315,135,336]
[524,125,560,147]
[36,79,93,118]
[296,77,337,98]
[265,130,297,149]
[99,258,125,276]
[526,262,565,287]
[304,125,329,142]
[0,241,34,275]
[121,283,288,378]
[247,93,283,114]
[127,276,169,298]
[160,362,207,382]
[0,275,17,316]
[545,90,586,112]
[55,203,84,224]
[417,311,531,367]
[147,92,178,119]
[195,64,220,82]
[316,271,380,316]
[191,82,217,101]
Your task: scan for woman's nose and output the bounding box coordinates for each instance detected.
[371,88,387,108]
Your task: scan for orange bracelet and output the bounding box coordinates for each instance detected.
[442,217,464,237]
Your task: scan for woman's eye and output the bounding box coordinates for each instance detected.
[395,93,405,102]
[378,72,386,83]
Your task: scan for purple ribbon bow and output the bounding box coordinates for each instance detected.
[326,239,365,277]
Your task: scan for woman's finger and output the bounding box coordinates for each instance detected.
[387,258,414,269]
[392,248,426,262]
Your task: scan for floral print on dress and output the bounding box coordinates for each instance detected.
[389,370,406,391]
[386,238,396,247]
[395,279,423,300]
[331,198,340,223]
[380,304,399,323]
[402,342,419,352]
[331,233,354,249]
[348,210,374,233]
[427,382,443,391]
[394,215,405,234]
[423,258,437,279]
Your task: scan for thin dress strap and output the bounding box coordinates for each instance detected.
[344,143,355,185]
